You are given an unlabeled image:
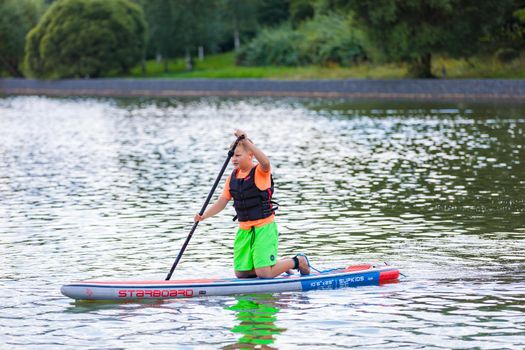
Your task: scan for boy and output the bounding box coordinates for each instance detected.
[194,129,310,278]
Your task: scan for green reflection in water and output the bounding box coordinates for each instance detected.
[224,294,285,349]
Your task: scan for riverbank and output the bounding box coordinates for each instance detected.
[2,78,525,101]
[125,52,525,80]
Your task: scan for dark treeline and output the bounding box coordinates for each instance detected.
[1,0,524,79]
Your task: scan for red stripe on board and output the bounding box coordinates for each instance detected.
[344,264,373,272]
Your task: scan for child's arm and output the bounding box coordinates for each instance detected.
[194,196,230,222]
[234,129,271,172]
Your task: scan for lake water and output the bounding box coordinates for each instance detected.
[1,96,524,349]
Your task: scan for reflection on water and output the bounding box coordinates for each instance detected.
[0,96,524,348]
[66,299,168,313]
[224,294,284,349]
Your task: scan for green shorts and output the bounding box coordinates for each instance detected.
[233,222,278,271]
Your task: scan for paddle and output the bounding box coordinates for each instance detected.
[165,135,245,280]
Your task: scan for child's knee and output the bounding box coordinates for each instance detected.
[235,270,256,278]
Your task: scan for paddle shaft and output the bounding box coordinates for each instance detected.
[165,135,244,280]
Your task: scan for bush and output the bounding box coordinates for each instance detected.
[24,0,146,78]
[494,47,519,63]
[237,13,365,67]
[290,0,315,27]
[514,9,525,23]
[298,14,365,66]
[237,25,302,66]
[0,0,43,76]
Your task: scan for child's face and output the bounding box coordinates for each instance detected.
[232,146,253,170]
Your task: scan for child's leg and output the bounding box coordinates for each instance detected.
[233,227,254,276]
[235,269,257,278]
[251,222,279,275]
[255,258,294,278]
[252,222,312,278]
[255,256,309,278]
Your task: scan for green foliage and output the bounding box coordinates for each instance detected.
[143,0,224,60]
[298,14,365,65]
[289,0,314,26]
[512,8,525,48]
[494,47,520,62]
[237,13,365,67]
[515,8,525,23]
[141,0,265,68]
[125,51,407,79]
[127,50,525,79]
[476,5,525,55]
[256,0,290,27]
[223,0,260,50]
[24,0,146,78]
[344,0,515,77]
[237,25,301,66]
[0,0,44,76]
[4,0,523,79]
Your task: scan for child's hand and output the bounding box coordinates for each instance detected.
[234,129,247,139]
[194,213,205,222]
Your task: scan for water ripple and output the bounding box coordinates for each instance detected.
[1,96,524,348]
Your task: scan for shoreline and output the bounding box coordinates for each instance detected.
[1,78,525,102]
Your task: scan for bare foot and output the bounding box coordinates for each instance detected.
[297,255,310,275]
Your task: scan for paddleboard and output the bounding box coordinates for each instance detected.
[61,264,400,301]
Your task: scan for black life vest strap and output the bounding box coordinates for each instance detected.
[232,203,278,221]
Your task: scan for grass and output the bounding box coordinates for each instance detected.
[125,52,407,79]
[123,51,525,80]
[433,54,525,79]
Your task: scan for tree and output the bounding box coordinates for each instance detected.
[142,0,225,71]
[256,0,290,27]
[342,0,514,77]
[289,0,314,27]
[0,0,44,76]
[24,0,147,78]
[174,0,225,69]
[141,0,177,71]
[491,1,525,54]
[222,0,259,52]
[515,8,525,47]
